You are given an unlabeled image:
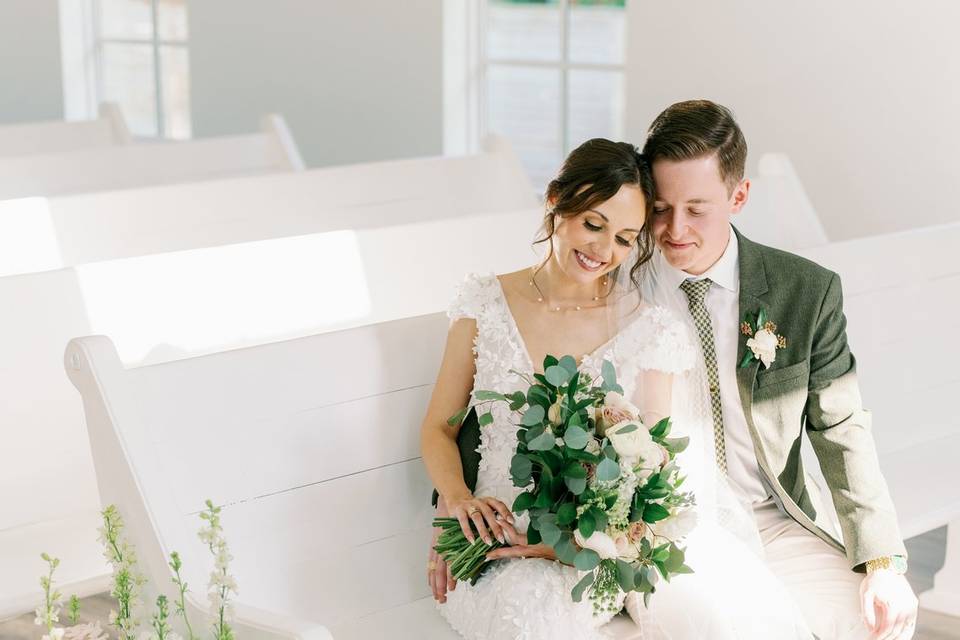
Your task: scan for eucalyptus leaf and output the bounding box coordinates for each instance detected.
[615,559,635,593]
[556,502,577,526]
[563,460,587,479]
[510,454,533,482]
[540,521,561,546]
[564,425,590,450]
[543,355,559,370]
[474,390,506,401]
[571,571,595,602]
[558,355,578,376]
[601,359,618,389]
[565,475,587,495]
[478,412,494,427]
[528,430,557,451]
[596,457,621,483]
[522,405,546,426]
[545,365,572,388]
[446,407,468,427]
[614,423,638,434]
[555,532,578,565]
[512,491,535,512]
[574,548,601,572]
[578,511,596,538]
[663,436,689,455]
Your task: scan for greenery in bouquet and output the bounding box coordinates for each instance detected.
[439,354,695,613]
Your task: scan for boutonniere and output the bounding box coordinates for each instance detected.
[739,308,786,369]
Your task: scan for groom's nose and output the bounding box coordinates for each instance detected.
[666,210,688,239]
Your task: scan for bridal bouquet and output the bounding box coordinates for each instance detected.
[436,355,695,613]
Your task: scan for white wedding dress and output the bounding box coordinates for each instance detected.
[437,273,814,640]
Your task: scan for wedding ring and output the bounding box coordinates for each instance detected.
[468,506,480,516]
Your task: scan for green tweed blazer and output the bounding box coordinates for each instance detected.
[435,227,906,571]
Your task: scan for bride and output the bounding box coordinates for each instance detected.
[419,139,813,639]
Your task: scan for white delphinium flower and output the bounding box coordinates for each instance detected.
[36,553,63,635]
[100,505,147,640]
[199,500,238,640]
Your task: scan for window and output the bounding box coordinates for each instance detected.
[91,0,191,139]
[481,0,627,189]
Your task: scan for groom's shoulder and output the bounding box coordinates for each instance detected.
[743,235,837,290]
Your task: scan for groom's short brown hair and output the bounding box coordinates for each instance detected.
[642,99,747,193]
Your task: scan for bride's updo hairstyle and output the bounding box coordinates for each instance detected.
[535,138,655,291]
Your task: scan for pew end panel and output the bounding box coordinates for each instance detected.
[64,336,333,640]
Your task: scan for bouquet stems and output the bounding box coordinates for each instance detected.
[432,517,503,584]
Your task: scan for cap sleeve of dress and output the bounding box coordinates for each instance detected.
[447,272,500,322]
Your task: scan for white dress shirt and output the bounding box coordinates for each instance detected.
[657,227,769,504]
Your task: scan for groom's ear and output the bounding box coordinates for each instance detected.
[729,178,751,215]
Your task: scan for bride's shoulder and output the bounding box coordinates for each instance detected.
[616,302,697,373]
[447,271,503,321]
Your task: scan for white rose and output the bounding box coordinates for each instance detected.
[653,508,698,540]
[574,529,620,560]
[746,328,779,368]
[607,421,663,469]
[614,533,641,561]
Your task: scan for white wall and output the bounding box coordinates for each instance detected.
[626,0,960,241]
[188,1,445,168]
[0,0,64,125]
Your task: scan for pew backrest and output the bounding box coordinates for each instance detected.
[0,103,130,158]
[0,115,304,200]
[0,135,535,278]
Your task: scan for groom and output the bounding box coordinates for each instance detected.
[429,100,919,639]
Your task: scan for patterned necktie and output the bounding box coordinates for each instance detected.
[679,278,728,474]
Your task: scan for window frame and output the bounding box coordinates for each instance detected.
[477,0,627,160]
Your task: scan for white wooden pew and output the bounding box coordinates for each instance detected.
[0,104,130,158]
[0,206,540,618]
[0,135,534,278]
[799,222,960,615]
[64,317,643,639]
[0,115,304,200]
[735,153,830,252]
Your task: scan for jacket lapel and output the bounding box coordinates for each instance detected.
[734,226,768,416]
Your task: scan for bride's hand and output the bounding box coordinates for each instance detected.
[485,521,561,564]
[446,494,515,546]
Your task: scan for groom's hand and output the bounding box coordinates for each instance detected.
[859,570,918,639]
[428,498,457,604]
[485,521,560,564]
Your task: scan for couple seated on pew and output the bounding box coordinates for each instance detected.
[420,100,920,640]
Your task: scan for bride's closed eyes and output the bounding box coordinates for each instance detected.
[583,219,633,247]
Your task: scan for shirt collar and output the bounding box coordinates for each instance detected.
[656,225,740,293]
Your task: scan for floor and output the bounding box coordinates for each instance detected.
[1,528,956,639]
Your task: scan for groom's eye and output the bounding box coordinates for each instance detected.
[652,206,669,214]
[583,220,603,232]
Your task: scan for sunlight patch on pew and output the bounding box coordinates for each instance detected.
[74,231,372,365]
[0,198,63,275]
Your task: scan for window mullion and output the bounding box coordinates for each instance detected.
[559,0,570,156]
[151,0,165,137]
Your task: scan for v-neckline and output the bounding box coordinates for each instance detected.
[493,276,619,375]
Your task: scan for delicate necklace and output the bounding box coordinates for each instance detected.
[529,266,609,312]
